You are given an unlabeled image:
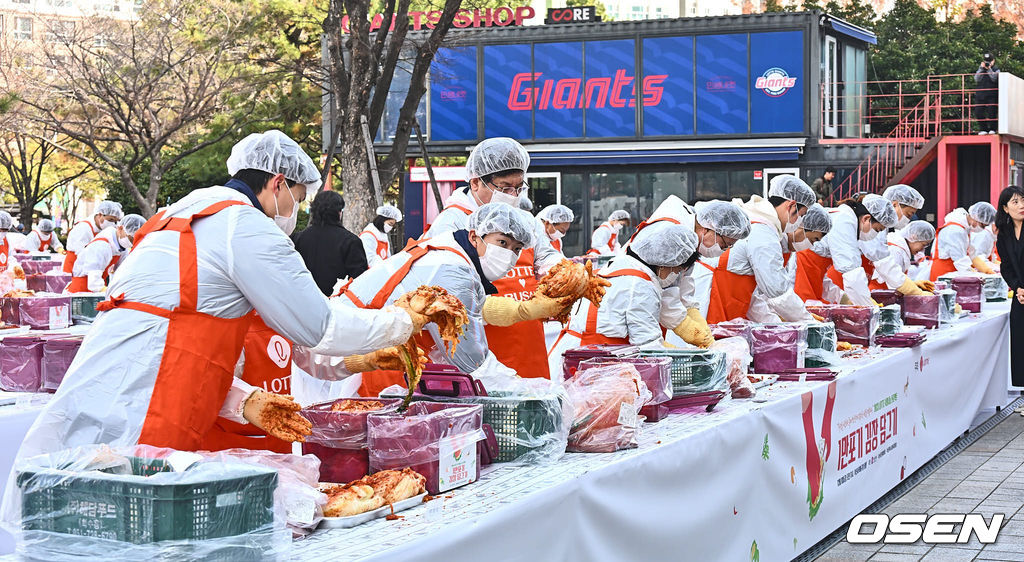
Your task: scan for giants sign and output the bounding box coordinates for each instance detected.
[507,70,667,111]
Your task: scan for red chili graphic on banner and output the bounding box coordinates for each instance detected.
[801,381,837,521]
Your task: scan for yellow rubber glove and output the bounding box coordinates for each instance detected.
[242,390,312,443]
[871,299,883,307]
[343,348,406,373]
[673,308,713,348]
[954,303,963,315]
[915,280,935,292]
[972,256,996,275]
[482,294,573,326]
[895,278,930,297]
[839,293,852,305]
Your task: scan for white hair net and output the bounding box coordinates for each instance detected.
[95,201,124,219]
[768,175,816,208]
[802,203,832,234]
[465,137,530,180]
[38,219,55,232]
[0,211,12,230]
[609,210,630,222]
[468,202,535,247]
[630,221,698,267]
[517,195,534,212]
[901,220,935,243]
[694,200,751,239]
[119,214,146,235]
[538,204,574,224]
[226,130,323,197]
[376,204,402,222]
[882,184,925,209]
[969,201,997,224]
[863,194,899,228]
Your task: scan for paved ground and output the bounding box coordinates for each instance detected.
[818,411,1024,561]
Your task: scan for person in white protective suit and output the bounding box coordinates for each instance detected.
[793,193,899,306]
[62,200,123,274]
[548,221,700,376]
[9,130,430,468]
[0,211,19,273]
[629,196,750,346]
[971,224,998,262]
[535,204,575,257]
[360,204,402,268]
[862,184,933,295]
[21,218,63,253]
[705,175,817,324]
[931,201,997,280]
[746,203,834,322]
[589,209,631,256]
[67,214,145,293]
[874,221,936,285]
[324,202,580,396]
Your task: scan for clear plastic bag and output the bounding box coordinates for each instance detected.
[564,363,651,453]
[749,324,807,373]
[804,321,840,367]
[876,305,904,337]
[4,444,290,561]
[0,336,45,392]
[937,290,957,324]
[710,336,754,398]
[806,305,878,346]
[903,294,941,328]
[577,356,672,405]
[710,318,755,340]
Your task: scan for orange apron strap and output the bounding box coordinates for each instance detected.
[600,268,653,282]
[628,216,681,244]
[360,242,471,310]
[445,204,474,215]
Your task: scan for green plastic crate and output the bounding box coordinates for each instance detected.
[17,456,277,545]
[639,349,727,394]
[805,321,837,368]
[875,305,903,337]
[71,295,104,320]
[382,392,563,463]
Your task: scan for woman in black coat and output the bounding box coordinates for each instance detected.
[291,190,368,296]
[995,185,1024,386]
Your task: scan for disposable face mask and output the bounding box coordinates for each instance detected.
[273,185,298,235]
[970,225,984,234]
[479,242,519,282]
[659,271,681,289]
[611,223,623,233]
[783,211,802,234]
[384,223,394,234]
[895,215,910,229]
[118,236,132,251]
[548,229,565,241]
[859,226,880,241]
[99,220,114,230]
[488,188,520,207]
[792,236,813,252]
[698,233,724,258]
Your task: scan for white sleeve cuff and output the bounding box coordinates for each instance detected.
[219,377,259,424]
[311,303,414,356]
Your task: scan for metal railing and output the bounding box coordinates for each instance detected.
[821,73,997,202]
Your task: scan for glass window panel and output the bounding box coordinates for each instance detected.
[728,170,762,199]
[589,172,639,241]
[560,173,585,258]
[694,170,728,201]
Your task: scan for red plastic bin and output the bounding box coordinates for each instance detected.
[561,344,639,379]
[0,296,71,330]
[20,261,60,276]
[368,402,485,495]
[577,356,673,406]
[301,397,402,483]
[26,274,72,294]
[41,336,83,392]
[949,277,983,313]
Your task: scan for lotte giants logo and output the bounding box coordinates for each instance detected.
[507,70,667,111]
[755,67,797,97]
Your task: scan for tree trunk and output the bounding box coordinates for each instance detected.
[19,199,36,233]
[338,137,374,235]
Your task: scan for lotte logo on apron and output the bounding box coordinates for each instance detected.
[266,335,291,368]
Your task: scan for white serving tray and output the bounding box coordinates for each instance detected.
[318,492,427,529]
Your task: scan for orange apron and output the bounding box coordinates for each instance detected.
[826,255,874,291]
[549,269,652,349]
[929,222,966,281]
[35,232,53,252]
[586,223,619,256]
[551,238,562,253]
[340,239,472,398]
[0,236,9,273]
[95,200,254,450]
[362,229,390,260]
[67,238,119,293]
[62,220,97,273]
[705,249,759,324]
[200,314,293,453]
[483,248,549,379]
[794,249,834,302]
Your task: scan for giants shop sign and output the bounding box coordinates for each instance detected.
[506,70,666,111]
[341,6,536,32]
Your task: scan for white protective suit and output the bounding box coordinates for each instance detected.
[859,233,907,289]
[935,208,977,273]
[71,227,127,292]
[359,222,391,269]
[590,221,622,256]
[22,230,63,253]
[724,196,812,321]
[15,186,414,460]
[532,217,565,259]
[6,230,26,251]
[970,226,996,260]
[547,254,663,376]
[65,219,102,256]
[873,231,915,278]
[814,205,874,306]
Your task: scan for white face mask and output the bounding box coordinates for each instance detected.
[792,236,813,252]
[478,242,519,282]
[118,236,132,251]
[384,223,394,234]
[488,188,520,207]
[697,231,724,258]
[859,226,880,241]
[273,184,298,235]
[548,229,565,241]
[783,212,803,234]
[611,222,623,233]
[895,215,910,229]
[658,271,680,289]
[970,224,984,234]
[99,219,114,230]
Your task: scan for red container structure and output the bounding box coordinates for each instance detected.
[0,335,69,392]
[367,402,485,495]
[301,397,402,483]
[948,277,983,313]
[806,305,879,347]
[40,336,83,392]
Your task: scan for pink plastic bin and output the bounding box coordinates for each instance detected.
[301,397,402,483]
[26,274,71,294]
[0,336,46,392]
[750,325,805,373]
[21,261,60,276]
[367,402,485,495]
[0,296,71,330]
[949,277,983,313]
[902,294,940,329]
[561,344,639,379]
[41,337,83,392]
[577,356,673,406]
